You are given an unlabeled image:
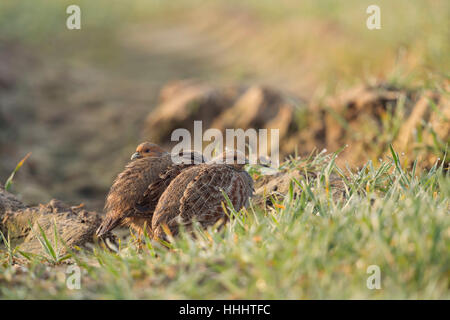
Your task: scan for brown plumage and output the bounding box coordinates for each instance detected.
[135,163,195,215]
[151,150,254,240]
[96,142,205,238]
[96,142,172,238]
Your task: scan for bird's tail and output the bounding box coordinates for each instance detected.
[96,215,122,238]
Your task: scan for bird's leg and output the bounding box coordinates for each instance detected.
[136,229,144,251]
[130,220,152,251]
[129,226,144,251]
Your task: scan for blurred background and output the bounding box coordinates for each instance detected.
[0,0,448,210]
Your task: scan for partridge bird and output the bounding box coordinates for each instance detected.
[95,142,203,238]
[151,150,254,240]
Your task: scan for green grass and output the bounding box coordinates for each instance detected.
[4,152,31,192]
[1,148,448,299]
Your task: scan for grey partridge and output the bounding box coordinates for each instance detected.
[96,142,204,238]
[151,150,254,240]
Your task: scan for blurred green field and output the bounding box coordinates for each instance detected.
[0,0,448,92]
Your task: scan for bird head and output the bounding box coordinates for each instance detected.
[131,142,167,160]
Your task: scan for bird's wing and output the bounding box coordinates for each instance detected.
[179,165,252,226]
[151,165,203,234]
[96,155,173,238]
[135,163,196,215]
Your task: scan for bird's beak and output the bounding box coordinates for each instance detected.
[131,152,142,160]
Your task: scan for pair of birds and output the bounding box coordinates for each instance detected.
[95,142,254,240]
